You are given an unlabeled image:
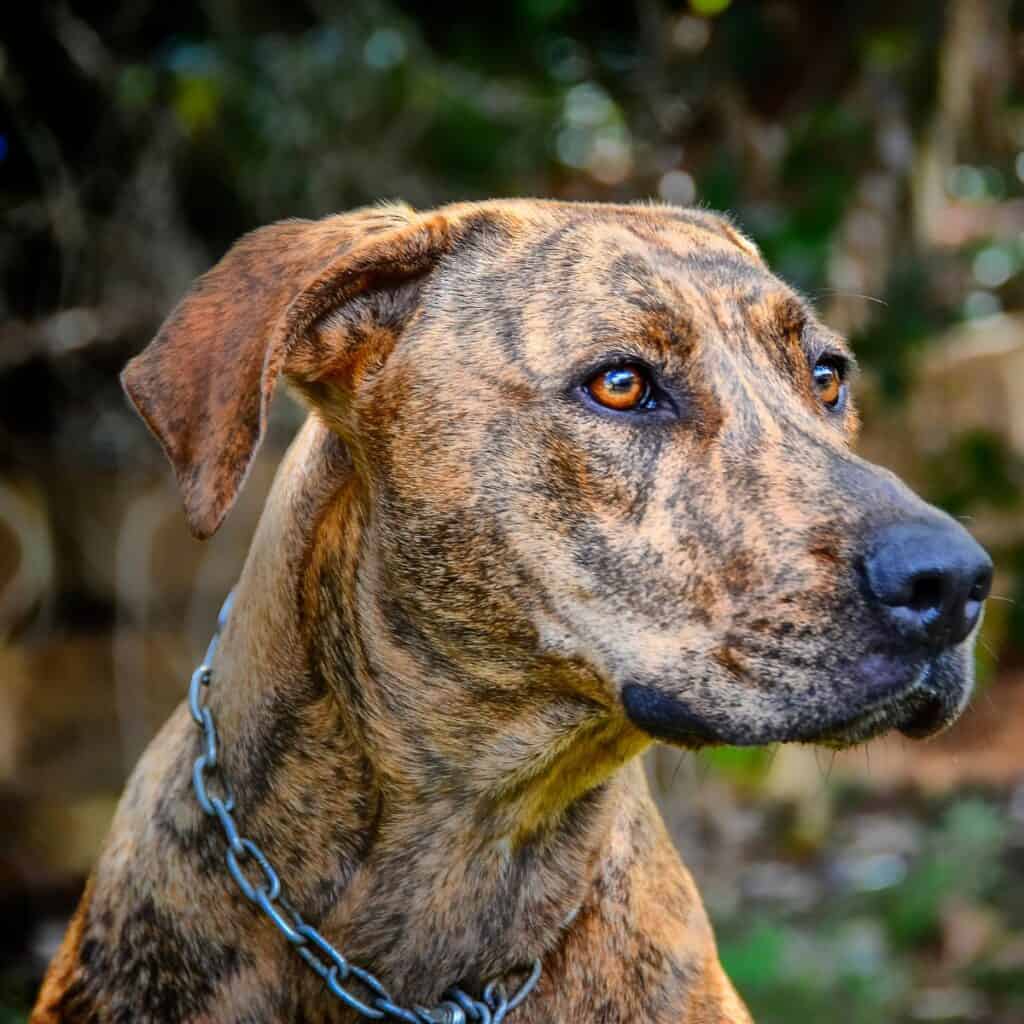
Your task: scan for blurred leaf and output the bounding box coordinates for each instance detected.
[702,745,776,791]
[690,0,732,15]
[720,921,786,990]
[116,64,158,115]
[884,799,1006,949]
[864,30,917,70]
[172,75,222,136]
[885,859,953,948]
[523,0,579,23]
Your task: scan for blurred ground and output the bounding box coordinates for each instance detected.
[3,2,1024,1021]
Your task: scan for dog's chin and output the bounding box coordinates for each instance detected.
[621,647,974,750]
[813,650,973,747]
[807,670,950,748]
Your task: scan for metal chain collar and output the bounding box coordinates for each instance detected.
[187,592,542,1024]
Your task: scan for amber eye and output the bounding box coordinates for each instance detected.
[812,358,845,410]
[585,365,653,412]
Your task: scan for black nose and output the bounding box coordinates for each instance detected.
[863,519,992,649]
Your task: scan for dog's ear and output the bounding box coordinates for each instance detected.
[122,205,463,540]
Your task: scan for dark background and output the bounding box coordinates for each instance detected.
[3,1,1024,1020]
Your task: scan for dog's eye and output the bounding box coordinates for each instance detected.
[585,365,654,412]
[812,357,846,411]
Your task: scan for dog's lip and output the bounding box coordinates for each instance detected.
[621,682,722,747]
[895,658,963,739]
[623,652,967,749]
[808,660,948,746]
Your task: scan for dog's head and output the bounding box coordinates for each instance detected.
[125,200,991,752]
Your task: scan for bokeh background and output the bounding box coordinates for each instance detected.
[3,1,1024,1020]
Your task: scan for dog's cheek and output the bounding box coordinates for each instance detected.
[479,418,715,692]
[366,431,547,676]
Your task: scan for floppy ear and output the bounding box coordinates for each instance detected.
[122,205,459,540]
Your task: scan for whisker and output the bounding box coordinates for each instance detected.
[696,750,712,785]
[824,750,837,785]
[979,638,999,663]
[813,288,889,307]
[671,751,686,789]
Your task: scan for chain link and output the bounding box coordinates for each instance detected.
[187,592,541,1024]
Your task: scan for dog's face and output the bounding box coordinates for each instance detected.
[337,204,991,748]
[125,200,991,752]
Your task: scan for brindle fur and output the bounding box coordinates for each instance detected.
[33,199,977,1022]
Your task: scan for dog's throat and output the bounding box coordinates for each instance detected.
[491,713,651,845]
[185,591,543,1022]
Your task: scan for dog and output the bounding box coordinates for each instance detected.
[32,199,992,1023]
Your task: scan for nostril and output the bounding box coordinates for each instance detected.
[905,571,947,614]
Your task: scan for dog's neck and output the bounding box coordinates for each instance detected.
[205,415,652,1003]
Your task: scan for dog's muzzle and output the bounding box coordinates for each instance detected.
[620,513,992,750]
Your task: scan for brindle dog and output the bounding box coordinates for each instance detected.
[33,199,992,1023]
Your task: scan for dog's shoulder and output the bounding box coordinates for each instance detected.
[30,877,97,1024]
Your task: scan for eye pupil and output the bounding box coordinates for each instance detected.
[586,365,651,411]
[605,369,637,393]
[813,360,844,409]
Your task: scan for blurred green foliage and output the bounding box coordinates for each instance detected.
[719,793,1024,1023]
[925,431,1024,518]
[701,744,779,792]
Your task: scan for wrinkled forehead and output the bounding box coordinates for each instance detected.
[432,206,811,376]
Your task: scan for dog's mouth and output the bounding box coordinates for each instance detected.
[622,647,973,750]
[808,659,959,747]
